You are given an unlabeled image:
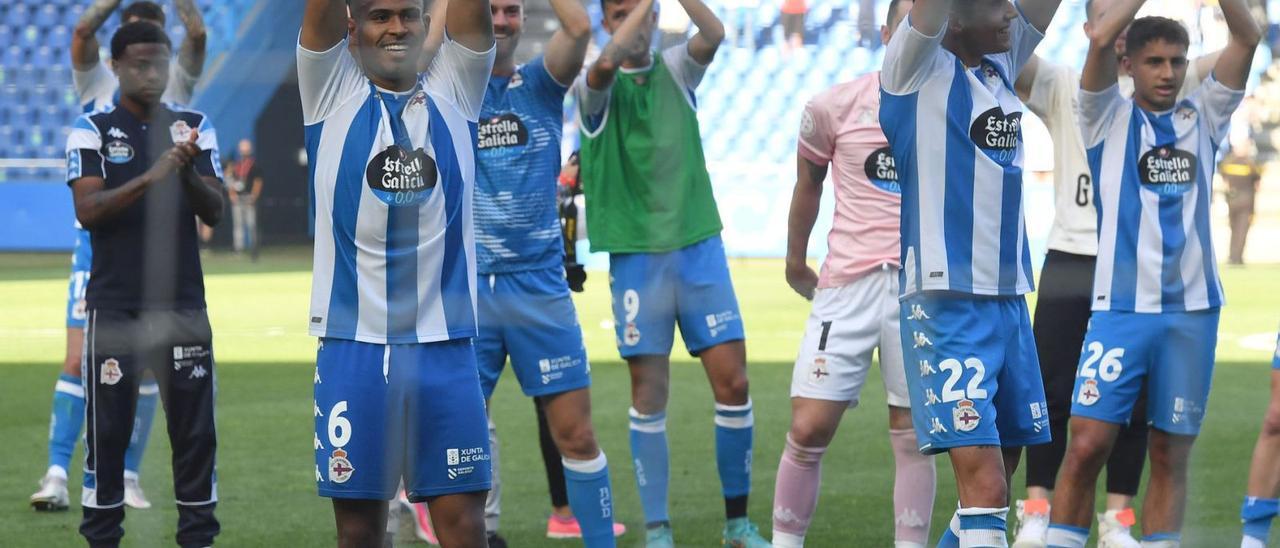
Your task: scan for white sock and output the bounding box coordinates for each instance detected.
[772,530,804,548]
[46,465,68,481]
[1241,536,1266,548]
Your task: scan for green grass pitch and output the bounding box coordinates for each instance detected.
[0,250,1276,546]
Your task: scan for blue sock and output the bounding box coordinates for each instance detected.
[48,374,86,475]
[563,452,616,548]
[628,407,669,526]
[1140,532,1181,547]
[957,507,1007,547]
[714,399,753,502]
[124,381,159,474]
[936,511,960,548]
[1046,524,1090,548]
[1242,497,1279,544]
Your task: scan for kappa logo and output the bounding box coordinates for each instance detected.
[908,304,930,321]
[189,365,208,379]
[107,127,128,140]
[1078,379,1101,406]
[928,417,947,434]
[924,388,941,406]
[919,360,937,377]
[100,358,123,385]
[773,506,801,525]
[896,508,926,528]
[953,399,981,432]
[912,331,932,349]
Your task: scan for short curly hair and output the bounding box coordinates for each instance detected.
[1126,16,1190,56]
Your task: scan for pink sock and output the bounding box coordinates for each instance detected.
[891,428,936,546]
[772,433,827,540]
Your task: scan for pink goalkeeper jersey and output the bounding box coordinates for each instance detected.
[798,72,901,288]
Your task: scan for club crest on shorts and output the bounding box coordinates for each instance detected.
[952,399,980,432]
[328,448,355,484]
[809,356,829,385]
[100,358,123,385]
[623,322,641,346]
[1078,379,1101,406]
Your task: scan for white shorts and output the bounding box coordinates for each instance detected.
[791,265,910,408]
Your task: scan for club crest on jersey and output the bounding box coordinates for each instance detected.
[328,448,355,483]
[953,399,980,432]
[623,322,641,346]
[1138,145,1197,196]
[863,146,900,193]
[799,110,816,138]
[969,107,1021,164]
[169,120,194,143]
[809,356,829,385]
[100,358,123,385]
[365,145,437,206]
[1078,378,1101,406]
[477,113,529,150]
[407,90,427,113]
[105,140,134,164]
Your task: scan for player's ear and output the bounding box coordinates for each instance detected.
[1120,55,1132,76]
[347,17,358,43]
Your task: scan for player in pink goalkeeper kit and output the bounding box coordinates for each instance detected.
[772,3,936,546]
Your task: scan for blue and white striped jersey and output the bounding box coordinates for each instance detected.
[1080,77,1242,313]
[879,10,1042,297]
[298,37,495,344]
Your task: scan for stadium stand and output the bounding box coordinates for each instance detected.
[0,0,257,181]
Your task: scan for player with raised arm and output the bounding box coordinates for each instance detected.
[1007,1,1219,545]
[879,0,1062,544]
[1239,329,1280,548]
[1044,0,1260,546]
[298,0,496,546]
[770,1,937,547]
[67,21,225,547]
[574,0,768,545]
[31,0,208,513]
[470,0,620,545]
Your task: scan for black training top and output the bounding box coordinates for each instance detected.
[66,102,222,310]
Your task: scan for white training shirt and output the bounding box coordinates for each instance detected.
[880,9,1042,297]
[1080,76,1241,313]
[298,36,496,344]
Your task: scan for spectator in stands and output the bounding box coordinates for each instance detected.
[723,0,759,48]
[780,0,805,53]
[1220,135,1264,265]
[225,138,264,260]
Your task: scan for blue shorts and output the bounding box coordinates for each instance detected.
[314,338,491,501]
[900,293,1050,455]
[476,268,591,400]
[608,235,744,358]
[1070,309,1220,436]
[66,228,92,329]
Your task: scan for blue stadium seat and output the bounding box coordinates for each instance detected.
[4,45,24,67]
[35,4,59,28]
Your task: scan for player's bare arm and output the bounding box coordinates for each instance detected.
[585,0,654,90]
[784,155,828,301]
[1018,0,1065,34]
[1014,53,1041,101]
[678,0,725,65]
[1212,0,1261,91]
[301,0,350,52]
[1080,0,1143,92]
[416,0,450,72]
[71,0,124,71]
[544,0,593,84]
[446,0,496,53]
[70,142,200,229]
[905,0,949,37]
[174,0,209,77]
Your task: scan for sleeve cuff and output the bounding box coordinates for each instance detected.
[797,142,831,165]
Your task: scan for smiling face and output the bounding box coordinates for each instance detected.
[951,0,1019,57]
[349,0,427,90]
[491,0,524,65]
